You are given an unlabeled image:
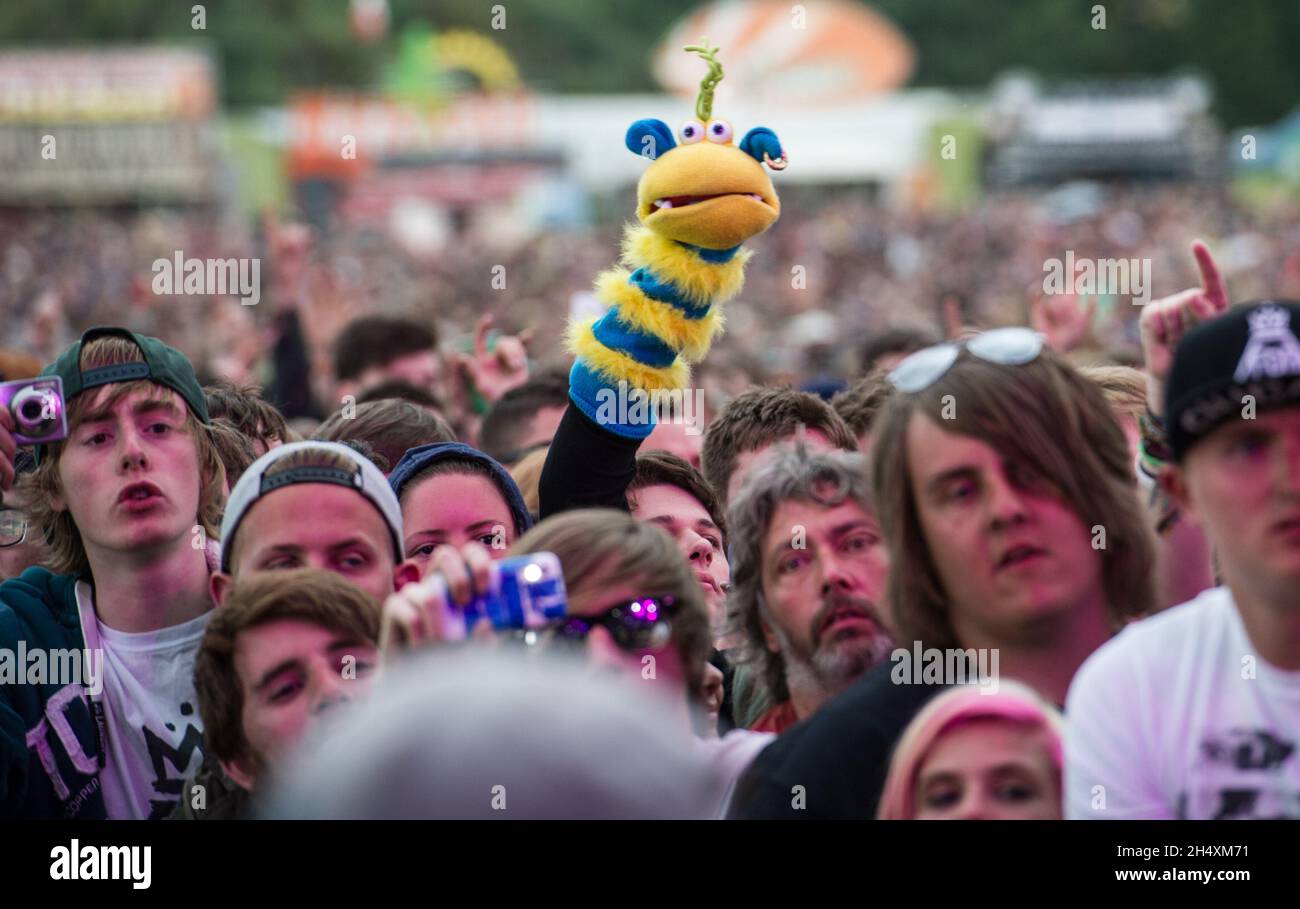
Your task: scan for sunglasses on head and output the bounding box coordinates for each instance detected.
[887,327,1045,394]
[551,595,678,653]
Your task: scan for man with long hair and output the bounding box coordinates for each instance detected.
[729,330,1154,818]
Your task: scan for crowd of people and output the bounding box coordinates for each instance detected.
[7,183,1300,411]
[1,185,1298,820]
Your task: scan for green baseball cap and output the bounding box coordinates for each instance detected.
[35,326,209,462]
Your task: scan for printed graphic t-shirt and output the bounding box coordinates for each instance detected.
[1065,585,1300,819]
[76,581,211,820]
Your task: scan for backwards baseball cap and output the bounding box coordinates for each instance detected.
[388,442,534,537]
[34,326,209,464]
[1166,300,1300,461]
[220,441,404,573]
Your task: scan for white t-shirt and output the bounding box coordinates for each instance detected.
[76,581,211,820]
[1065,586,1300,819]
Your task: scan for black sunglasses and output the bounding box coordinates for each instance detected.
[551,596,678,652]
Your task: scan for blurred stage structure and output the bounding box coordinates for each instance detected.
[5,0,1293,252]
[984,74,1222,185]
[0,48,220,204]
[273,3,955,244]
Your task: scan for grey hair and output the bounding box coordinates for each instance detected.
[724,442,874,707]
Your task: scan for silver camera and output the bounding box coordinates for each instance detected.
[0,376,67,445]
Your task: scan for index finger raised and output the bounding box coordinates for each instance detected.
[1192,240,1228,309]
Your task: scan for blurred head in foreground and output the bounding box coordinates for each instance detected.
[266,650,723,819]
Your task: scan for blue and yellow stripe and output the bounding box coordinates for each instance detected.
[566,224,751,439]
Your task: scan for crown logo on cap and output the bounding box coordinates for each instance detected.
[1247,305,1290,333]
[1235,304,1300,383]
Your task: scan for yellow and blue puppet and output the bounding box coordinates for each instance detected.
[567,39,787,439]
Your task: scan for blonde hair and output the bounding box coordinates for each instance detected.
[28,335,224,576]
[877,680,1064,820]
[1079,364,1147,419]
[508,446,548,518]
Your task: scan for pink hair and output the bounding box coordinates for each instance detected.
[876,681,1064,820]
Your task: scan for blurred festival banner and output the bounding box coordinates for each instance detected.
[384,23,521,104]
[284,24,553,243]
[653,0,915,106]
[0,48,219,203]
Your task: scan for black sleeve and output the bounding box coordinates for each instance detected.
[538,404,643,520]
[267,308,320,421]
[727,663,945,819]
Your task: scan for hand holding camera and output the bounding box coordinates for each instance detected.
[0,375,68,491]
[0,408,14,492]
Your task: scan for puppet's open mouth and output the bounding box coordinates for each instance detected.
[652,192,765,210]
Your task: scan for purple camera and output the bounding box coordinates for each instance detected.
[0,376,67,445]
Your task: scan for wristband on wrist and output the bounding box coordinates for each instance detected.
[1138,408,1171,473]
[1137,407,1183,533]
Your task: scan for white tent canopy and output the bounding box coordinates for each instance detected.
[532,90,960,189]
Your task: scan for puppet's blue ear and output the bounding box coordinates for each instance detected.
[739,126,784,164]
[626,119,676,160]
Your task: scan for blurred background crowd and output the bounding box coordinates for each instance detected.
[3,0,1300,421]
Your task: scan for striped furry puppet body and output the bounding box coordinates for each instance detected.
[566,41,787,440]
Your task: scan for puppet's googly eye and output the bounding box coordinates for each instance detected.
[705,119,733,144]
[679,120,705,144]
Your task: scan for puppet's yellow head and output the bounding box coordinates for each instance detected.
[625,41,786,250]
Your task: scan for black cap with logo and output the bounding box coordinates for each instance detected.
[1166,300,1300,461]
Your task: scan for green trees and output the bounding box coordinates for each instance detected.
[0,0,1295,128]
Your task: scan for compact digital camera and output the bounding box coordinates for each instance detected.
[430,551,568,635]
[0,376,67,445]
